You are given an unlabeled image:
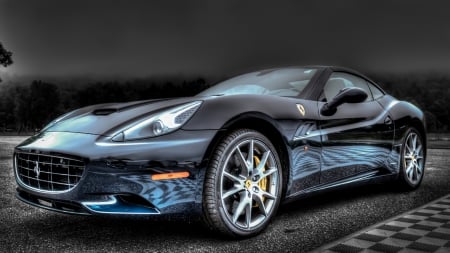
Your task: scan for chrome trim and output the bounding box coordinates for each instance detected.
[14,151,85,194]
[81,196,160,215]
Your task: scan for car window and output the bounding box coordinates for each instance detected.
[322,72,373,102]
[197,68,317,97]
[367,82,384,100]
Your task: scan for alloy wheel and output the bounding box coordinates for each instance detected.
[219,138,280,230]
[403,131,424,185]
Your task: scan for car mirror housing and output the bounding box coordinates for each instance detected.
[320,87,368,116]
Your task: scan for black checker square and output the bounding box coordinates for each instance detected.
[426,217,449,223]
[391,232,421,241]
[445,241,450,248]
[328,243,363,253]
[425,206,447,211]
[426,231,450,241]
[410,224,436,231]
[355,233,386,242]
[376,224,404,232]
[406,241,440,252]
[412,211,434,217]
[395,217,421,224]
[368,243,402,253]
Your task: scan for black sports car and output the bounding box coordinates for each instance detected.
[13,66,426,237]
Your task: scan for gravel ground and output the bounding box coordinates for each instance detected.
[0,136,449,252]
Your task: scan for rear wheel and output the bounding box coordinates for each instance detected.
[202,129,282,237]
[398,128,425,190]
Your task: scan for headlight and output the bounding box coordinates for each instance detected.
[112,101,202,141]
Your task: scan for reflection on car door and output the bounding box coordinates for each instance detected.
[318,72,395,184]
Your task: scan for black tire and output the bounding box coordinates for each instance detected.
[202,129,282,238]
[398,128,426,190]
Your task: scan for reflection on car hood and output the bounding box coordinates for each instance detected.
[46,97,200,136]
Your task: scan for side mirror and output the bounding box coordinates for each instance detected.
[320,87,368,116]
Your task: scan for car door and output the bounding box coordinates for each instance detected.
[318,72,394,184]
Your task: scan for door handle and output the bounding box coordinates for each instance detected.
[384,116,393,125]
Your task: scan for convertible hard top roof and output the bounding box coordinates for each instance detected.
[307,65,375,81]
[273,65,379,87]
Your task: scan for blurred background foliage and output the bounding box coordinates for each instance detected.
[0,74,448,133]
[0,78,209,133]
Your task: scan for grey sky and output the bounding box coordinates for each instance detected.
[1,0,450,79]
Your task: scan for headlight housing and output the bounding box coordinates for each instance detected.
[112,101,202,141]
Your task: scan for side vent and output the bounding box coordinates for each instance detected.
[295,122,317,137]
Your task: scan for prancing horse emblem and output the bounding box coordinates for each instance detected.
[296,104,306,116]
[33,161,40,178]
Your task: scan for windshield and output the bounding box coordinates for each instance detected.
[198,67,317,97]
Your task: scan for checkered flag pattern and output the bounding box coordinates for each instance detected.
[315,194,450,253]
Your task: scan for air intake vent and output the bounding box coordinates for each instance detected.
[93,108,118,115]
[14,152,85,192]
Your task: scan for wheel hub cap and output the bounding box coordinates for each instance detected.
[245,180,252,189]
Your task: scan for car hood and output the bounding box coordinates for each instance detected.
[45,97,201,136]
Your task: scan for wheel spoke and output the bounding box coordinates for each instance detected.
[412,134,417,151]
[416,144,422,154]
[256,150,271,174]
[244,200,252,228]
[413,164,418,180]
[247,140,254,170]
[406,162,413,177]
[416,163,423,174]
[261,189,276,200]
[235,147,250,176]
[222,186,243,200]
[223,171,243,184]
[405,143,413,154]
[254,194,268,216]
[259,167,277,181]
[232,193,248,224]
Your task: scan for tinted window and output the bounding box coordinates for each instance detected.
[367,82,384,100]
[197,68,317,97]
[323,72,373,102]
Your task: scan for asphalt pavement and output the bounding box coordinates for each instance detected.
[1,136,449,253]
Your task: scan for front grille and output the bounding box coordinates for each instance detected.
[15,152,85,192]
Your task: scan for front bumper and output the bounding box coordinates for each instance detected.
[14,130,217,216]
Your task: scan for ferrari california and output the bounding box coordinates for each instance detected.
[13,66,426,237]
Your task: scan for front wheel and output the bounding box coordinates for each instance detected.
[202,129,282,237]
[398,128,425,190]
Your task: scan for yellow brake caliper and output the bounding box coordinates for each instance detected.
[253,156,267,206]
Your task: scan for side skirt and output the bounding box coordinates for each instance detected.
[283,171,397,203]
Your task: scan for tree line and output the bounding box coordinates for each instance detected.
[0,74,448,133]
[373,74,450,132]
[0,78,209,133]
